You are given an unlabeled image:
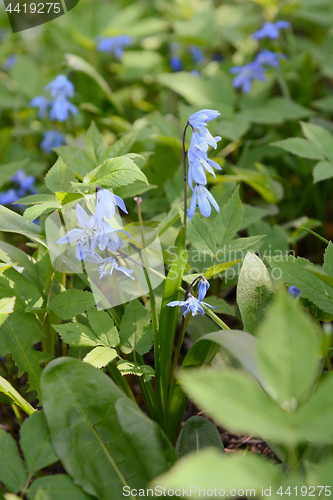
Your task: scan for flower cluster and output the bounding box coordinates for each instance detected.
[57,189,134,281]
[96,35,132,59]
[2,54,16,72]
[229,20,290,93]
[186,109,221,221]
[40,130,66,154]
[169,43,204,73]
[167,277,214,318]
[0,168,37,208]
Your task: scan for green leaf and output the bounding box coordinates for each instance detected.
[99,131,138,162]
[0,159,28,190]
[213,186,244,247]
[297,373,333,443]
[24,201,61,222]
[231,164,284,203]
[0,375,35,415]
[27,475,95,500]
[313,161,333,183]
[301,121,333,161]
[265,97,313,121]
[83,346,117,368]
[83,156,148,189]
[47,290,95,320]
[117,360,155,382]
[2,268,43,312]
[187,215,216,254]
[256,289,320,408]
[20,411,58,475]
[323,241,333,289]
[0,297,15,327]
[0,206,45,246]
[266,256,333,314]
[45,158,77,193]
[0,241,43,291]
[236,252,275,335]
[85,122,107,164]
[0,428,27,493]
[116,398,177,476]
[41,358,162,499]
[179,368,300,445]
[65,53,124,116]
[53,323,104,347]
[15,194,59,206]
[52,148,95,180]
[0,312,50,399]
[119,300,153,355]
[238,107,283,125]
[152,448,281,493]
[240,204,268,231]
[175,416,225,458]
[87,306,119,347]
[270,138,325,160]
[199,296,234,316]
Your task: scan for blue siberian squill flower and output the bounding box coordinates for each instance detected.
[96,35,132,59]
[30,96,53,119]
[2,54,17,71]
[255,49,286,68]
[188,184,219,221]
[252,21,290,40]
[94,188,128,224]
[187,137,221,188]
[229,62,267,93]
[189,46,204,64]
[197,277,210,302]
[0,189,19,206]
[83,252,135,280]
[189,109,220,130]
[40,130,66,154]
[167,293,214,318]
[49,95,78,122]
[45,75,75,99]
[169,55,182,72]
[288,286,300,297]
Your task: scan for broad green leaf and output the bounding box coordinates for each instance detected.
[20,411,58,474]
[301,121,333,161]
[65,53,124,116]
[83,346,117,368]
[15,194,59,206]
[0,428,27,493]
[213,186,244,247]
[24,201,61,222]
[0,159,28,190]
[116,360,155,382]
[270,138,325,160]
[231,164,284,203]
[0,312,50,399]
[119,300,153,355]
[0,241,43,291]
[152,448,281,493]
[306,267,333,289]
[238,107,283,125]
[313,161,333,183]
[27,475,95,500]
[265,97,313,121]
[116,398,177,476]
[266,256,333,314]
[175,416,225,458]
[48,290,95,320]
[0,375,35,415]
[187,215,216,254]
[179,369,300,445]
[0,297,15,327]
[99,131,138,163]
[45,158,77,193]
[0,206,45,246]
[256,289,320,408]
[297,373,333,443]
[236,252,275,335]
[85,122,107,164]
[217,235,265,257]
[53,323,104,347]
[83,156,148,189]
[323,241,333,298]
[3,268,43,311]
[87,306,119,347]
[201,296,235,316]
[312,95,333,112]
[41,357,162,499]
[240,204,267,231]
[52,148,95,179]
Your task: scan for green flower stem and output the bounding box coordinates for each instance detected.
[182,122,190,236]
[169,314,190,401]
[276,68,291,101]
[106,361,136,402]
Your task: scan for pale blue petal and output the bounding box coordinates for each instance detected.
[57,228,83,244]
[197,186,212,218]
[76,204,90,228]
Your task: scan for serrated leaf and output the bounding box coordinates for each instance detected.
[0,241,43,291]
[87,306,119,347]
[45,158,77,193]
[205,260,242,279]
[270,138,325,160]
[201,296,235,316]
[3,268,43,311]
[187,215,216,254]
[16,194,59,206]
[266,256,333,314]
[24,201,61,222]
[0,297,15,327]
[83,156,148,189]
[0,428,27,493]
[117,360,155,382]
[20,411,58,474]
[83,346,117,368]
[301,121,333,161]
[0,375,35,415]
[48,290,95,320]
[53,323,103,347]
[0,312,50,400]
[237,252,275,335]
[175,416,225,458]
[0,206,45,246]
[119,300,153,355]
[54,147,96,179]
